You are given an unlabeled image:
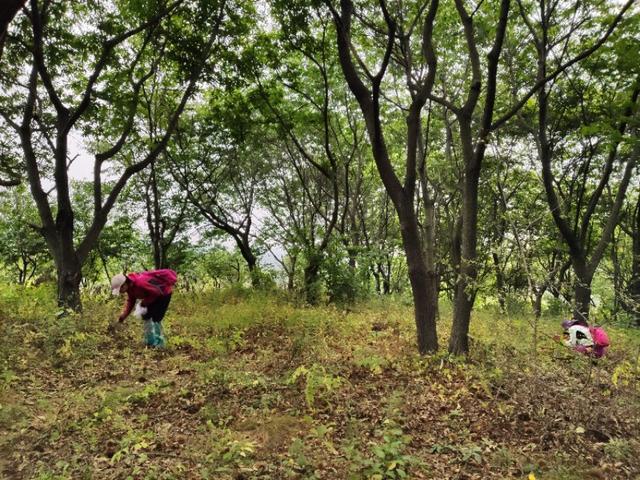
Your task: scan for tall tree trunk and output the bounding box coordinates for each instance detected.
[423,193,440,323]
[381,263,391,294]
[447,0,510,355]
[372,266,381,294]
[493,252,506,313]
[57,261,82,310]
[304,253,323,304]
[247,260,261,288]
[235,236,260,287]
[399,202,438,353]
[287,253,297,292]
[572,257,593,321]
[450,120,480,355]
[629,258,640,327]
[54,235,83,311]
[419,104,441,338]
[626,197,640,325]
[533,287,544,319]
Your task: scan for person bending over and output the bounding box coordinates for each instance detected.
[111,269,178,347]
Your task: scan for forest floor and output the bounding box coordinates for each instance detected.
[1,286,640,480]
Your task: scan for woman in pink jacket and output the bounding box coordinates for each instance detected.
[111,269,178,347]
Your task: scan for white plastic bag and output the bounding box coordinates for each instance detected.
[134,302,148,319]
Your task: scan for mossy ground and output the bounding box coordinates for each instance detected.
[1,286,639,479]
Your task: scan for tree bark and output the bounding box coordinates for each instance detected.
[56,257,82,310]
[625,196,640,325]
[304,254,322,304]
[450,121,480,354]
[0,0,25,60]
[423,191,440,323]
[447,0,510,355]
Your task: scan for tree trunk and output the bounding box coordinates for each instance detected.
[399,202,438,354]
[423,186,440,330]
[626,197,640,325]
[533,288,544,319]
[493,252,506,313]
[372,266,381,294]
[629,265,640,326]
[55,248,83,311]
[248,263,262,288]
[287,253,297,292]
[610,234,623,318]
[328,0,439,354]
[49,172,84,311]
[381,264,391,294]
[571,257,593,321]
[304,254,322,304]
[450,121,480,355]
[236,238,260,287]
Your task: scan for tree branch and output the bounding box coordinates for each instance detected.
[492,0,635,131]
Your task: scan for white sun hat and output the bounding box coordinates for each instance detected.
[110,273,127,295]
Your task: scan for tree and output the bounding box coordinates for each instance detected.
[140,158,192,269]
[71,181,146,284]
[322,0,444,353]
[619,193,640,325]
[0,0,25,61]
[0,185,49,283]
[516,0,638,321]
[0,0,227,310]
[256,16,352,303]
[169,88,266,287]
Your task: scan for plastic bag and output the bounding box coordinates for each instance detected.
[134,302,148,319]
[143,319,165,348]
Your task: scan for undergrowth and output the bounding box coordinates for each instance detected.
[0,285,639,479]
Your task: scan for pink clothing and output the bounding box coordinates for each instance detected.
[589,326,609,358]
[561,319,610,358]
[119,269,177,320]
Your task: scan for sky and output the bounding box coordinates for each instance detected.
[67,132,95,181]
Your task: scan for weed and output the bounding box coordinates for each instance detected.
[111,429,156,464]
[204,430,256,472]
[0,402,28,430]
[489,446,516,469]
[457,444,483,464]
[126,381,170,406]
[199,404,233,427]
[0,368,18,391]
[34,460,72,480]
[352,347,389,374]
[289,364,343,409]
[604,438,635,461]
[346,419,417,479]
[287,437,313,473]
[612,360,639,390]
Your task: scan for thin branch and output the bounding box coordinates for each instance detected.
[492,0,635,130]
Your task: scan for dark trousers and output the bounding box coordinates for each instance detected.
[142,294,172,323]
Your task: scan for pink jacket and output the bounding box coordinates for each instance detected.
[119,269,177,320]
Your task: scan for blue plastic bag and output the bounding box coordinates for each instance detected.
[143,319,165,348]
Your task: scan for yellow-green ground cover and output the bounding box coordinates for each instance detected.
[1,286,639,479]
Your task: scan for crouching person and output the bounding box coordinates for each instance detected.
[561,318,610,358]
[111,269,178,348]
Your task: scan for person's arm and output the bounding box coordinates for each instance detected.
[119,293,135,322]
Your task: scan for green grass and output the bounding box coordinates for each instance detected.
[1,286,639,479]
